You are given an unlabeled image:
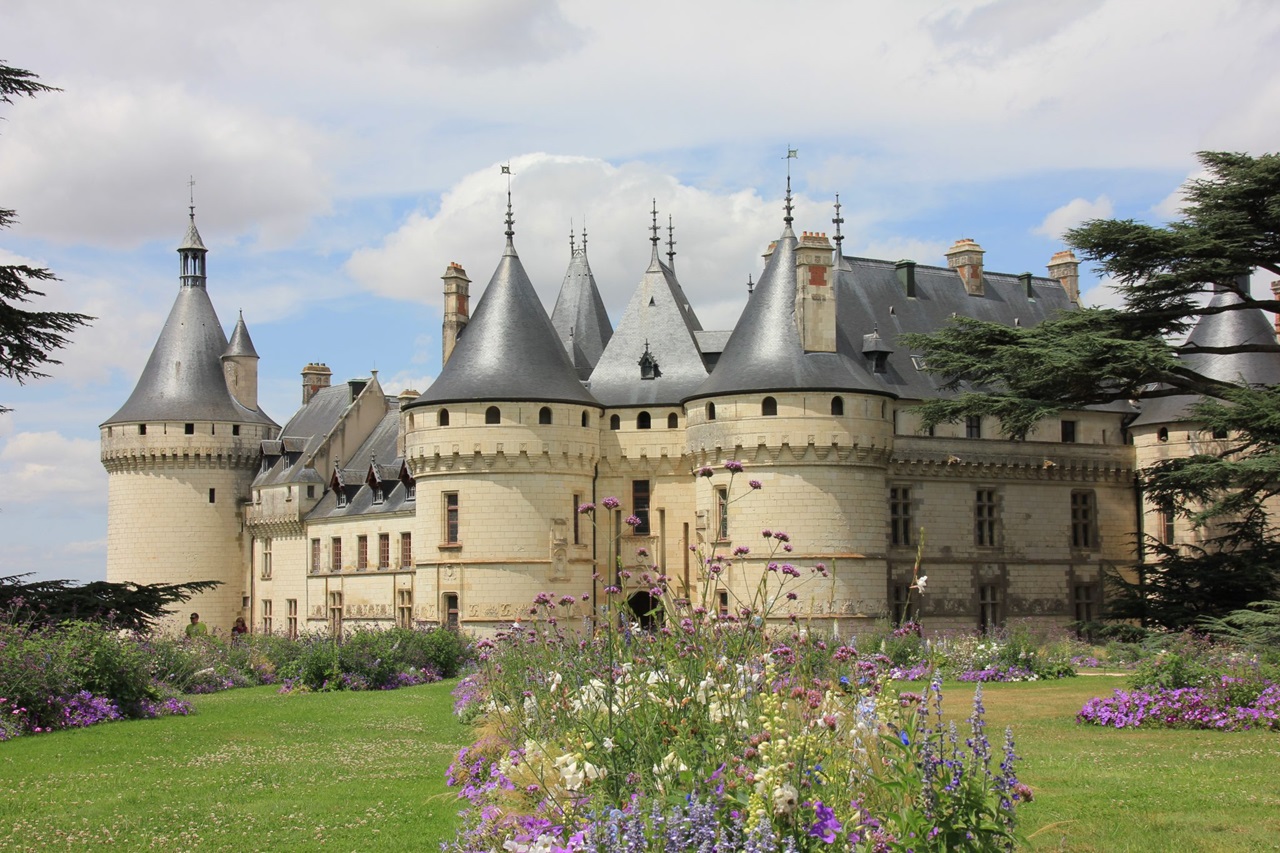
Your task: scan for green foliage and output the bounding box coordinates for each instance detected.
[0,62,91,411]
[1199,599,1280,652]
[281,625,471,690]
[0,573,222,631]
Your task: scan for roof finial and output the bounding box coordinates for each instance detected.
[666,214,677,270]
[747,273,755,295]
[581,215,587,253]
[569,218,576,255]
[650,199,660,249]
[832,193,844,253]
[188,174,196,219]
[783,147,797,227]
[501,163,514,240]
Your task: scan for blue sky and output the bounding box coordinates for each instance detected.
[2,0,1279,583]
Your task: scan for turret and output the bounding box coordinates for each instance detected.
[222,311,260,410]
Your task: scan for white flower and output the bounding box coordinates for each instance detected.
[772,783,799,816]
[601,737,614,752]
[653,750,688,776]
[913,575,928,593]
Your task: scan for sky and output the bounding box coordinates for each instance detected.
[2,0,1279,584]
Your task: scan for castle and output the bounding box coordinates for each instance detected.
[100,185,1280,637]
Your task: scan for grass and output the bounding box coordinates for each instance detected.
[0,683,469,850]
[1,677,1278,850]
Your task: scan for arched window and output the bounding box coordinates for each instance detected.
[485,406,500,425]
[762,397,777,417]
[581,411,590,427]
[637,411,651,430]
[610,414,621,431]
[831,396,844,416]
[438,409,449,427]
[706,402,716,421]
[1157,427,1168,442]
[667,413,678,429]
[539,406,552,425]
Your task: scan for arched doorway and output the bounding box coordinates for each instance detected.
[626,591,663,632]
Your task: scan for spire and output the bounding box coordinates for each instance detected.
[649,199,661,262]
[832,193,844,254]
[666,214,676,270]
[569,219,576,256]
[179,178,208,289]
[224,310,259,358]
[501,163,515,245]
[581,218,588,254]
[783,147,797,230]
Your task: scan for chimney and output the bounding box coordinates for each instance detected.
[795,231,837,352]
[945,239,985,296]
[895,259,918,298]
[442,262,471,365]
[301,362,332,405]
[1270,281,1280,337]
[1048,250,1081,305]
[1018,272,1034,299]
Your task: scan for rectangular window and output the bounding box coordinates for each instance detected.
[184,423,194,435]
[717,590,729,618]
[331,537,342,572]
[139,424,146,435]
[232,424,240,436]
[1061,419,1077,443]
[261,599,273,635]
[397,589,413,629]
[965,416,982,439]
[444,493,460,544]
[715,486,729,541]
[975,489,998,547]
[1071,491,1097,549]
[400,532,412,567]
[260,538,272,580]
[311,538,321,574]
[978,584,1001,633]
[287,599,298,640]
[1161,508,1176,544]
[378,533,390,568]
[632,480,651,536]
[208,488,216,504]
[328,591,343,635]
[443,592,459,630]
[1073,583,1097,623]
[307,484,315,499]
[357,535,368,569]
[572,493,581,544]
[890,486,913,547]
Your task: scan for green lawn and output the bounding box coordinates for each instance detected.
[1,677,1278,850]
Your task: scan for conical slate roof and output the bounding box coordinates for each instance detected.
[409,237,600,408]
[687,223,885,402]
[1133,282,1280,425]
[104,286,276,426]
[589,245,708,406]
[224,311,259,358]
[551,247,613,380]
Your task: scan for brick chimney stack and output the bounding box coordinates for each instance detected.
[945,238,985,296]
[301,362,332,405]
[795,231,837,352]
[1048,250,1081,305]
[442,262,471,365]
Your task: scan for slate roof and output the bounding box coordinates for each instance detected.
[253,383,366,488]
[551,247,613,380]
[224,312,259,358]
[687,224,886,401]
[104,219,276,427]
[587,245,709,406]
[835,257,1078,401]
[309,406,414,520]
[407,236,600,408]
[1132,283,1280,426]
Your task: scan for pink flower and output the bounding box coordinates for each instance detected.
[749,480,763,490]
[602,497,621,509]
[724,460,744,473]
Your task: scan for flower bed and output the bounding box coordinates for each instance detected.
[1078,677,1280,731]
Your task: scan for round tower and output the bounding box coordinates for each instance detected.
[100,208,278,634]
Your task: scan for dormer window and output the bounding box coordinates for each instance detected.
[373,484,384,505]
[336,490,348,508]
[862,329,893,374]
[638,342,661,380]
[406,480,416,500]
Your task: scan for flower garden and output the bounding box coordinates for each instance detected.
[3,466,1279,850]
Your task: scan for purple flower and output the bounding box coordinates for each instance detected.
[724,460,744,473]
[749,479,763,490]
[696,466,714,478]
[602,496,621,509]
[624,515,643,527]
[808,801,842,843]
[576,502,595,514]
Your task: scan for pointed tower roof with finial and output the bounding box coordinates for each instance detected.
[1133,278,1280,426]
[104,206,276,426]
[224,311,259,359]
[408,174,599,408]
[686,175,886,402]
[588,201,707,406]
[551,221,614,380]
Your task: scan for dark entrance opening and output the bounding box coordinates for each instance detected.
[626,591,663,632]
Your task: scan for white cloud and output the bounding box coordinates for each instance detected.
[1035,196,1114,240]
[0,430,106,509]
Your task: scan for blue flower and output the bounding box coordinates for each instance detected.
[899,730,910,746]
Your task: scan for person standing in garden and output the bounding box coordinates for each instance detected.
[185,613,208,638]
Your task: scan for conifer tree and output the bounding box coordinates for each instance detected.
[905,152,1280,627]
[1,61,92,412]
